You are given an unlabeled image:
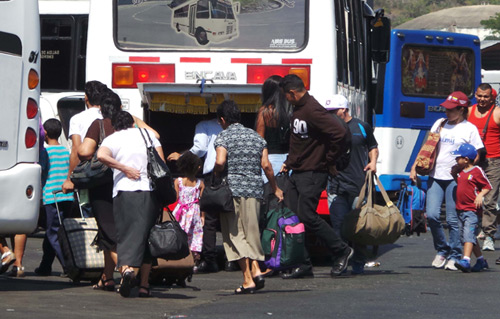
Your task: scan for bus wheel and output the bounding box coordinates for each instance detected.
[176,23,181,32]
[195,27,209,45]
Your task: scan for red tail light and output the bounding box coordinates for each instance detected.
[247,65,311,90]
[27,98,38,119]
[25,127,37,148]
[112,63,175,88]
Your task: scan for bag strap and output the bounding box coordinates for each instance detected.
[482,105,495,140]
[97,119,105,147]
[374,173,395,208]
[355,171,372,209]
[436,118,447,134]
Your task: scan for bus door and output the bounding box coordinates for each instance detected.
[189,4,196,35]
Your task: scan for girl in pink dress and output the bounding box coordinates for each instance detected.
[172,152,205,266]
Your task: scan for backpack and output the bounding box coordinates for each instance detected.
[329,113,352,171]
[261,205,306,270]
[397,180,427,236]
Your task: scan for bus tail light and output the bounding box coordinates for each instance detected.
[25,127,37,149]
[247,65,310,90]
[112,63,175,88]
[28,69,39,89]
[27,98,38,119]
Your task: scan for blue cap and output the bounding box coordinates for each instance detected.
[451,143,477,160]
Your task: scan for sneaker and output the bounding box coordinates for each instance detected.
[444,259,458,271]
[483,237,495,251]
[431,254,446,268]
[454,259,471,272]
[477,230,486,240]
[471,259,489,272]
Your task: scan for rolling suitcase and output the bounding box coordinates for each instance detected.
[150,208,194,287]
[54,190,104,283]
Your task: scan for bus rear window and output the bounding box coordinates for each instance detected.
[401,45,475,97]
[115,0,306,50]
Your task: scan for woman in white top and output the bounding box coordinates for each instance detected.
[411,91,483,271]
[98,111,164,298]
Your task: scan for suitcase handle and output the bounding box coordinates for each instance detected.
[52,189,84,224]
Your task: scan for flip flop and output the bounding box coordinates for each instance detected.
[252,275,265,290]
[234,285,256,295]
[119,269,134,298]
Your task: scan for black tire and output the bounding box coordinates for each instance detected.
[195,27,209,45]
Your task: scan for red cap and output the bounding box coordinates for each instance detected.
[440,91,470,109]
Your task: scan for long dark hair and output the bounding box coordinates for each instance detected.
[260,75,291,129]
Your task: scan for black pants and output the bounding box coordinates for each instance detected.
[286,171,348,261]
[201,173,220,264]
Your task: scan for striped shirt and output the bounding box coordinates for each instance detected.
[43,145,74,204]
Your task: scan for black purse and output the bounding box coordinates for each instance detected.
[148,210,190,260]
[70,120,112,189]
[139,128,177,206]
[199,173,234,213]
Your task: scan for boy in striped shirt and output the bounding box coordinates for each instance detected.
[35,119,74,276]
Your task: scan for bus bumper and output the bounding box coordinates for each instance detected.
[0,163,41,234]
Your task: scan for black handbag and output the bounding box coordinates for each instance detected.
[70,120,112,189]
[199,173,234,213]
[148,210,190,260]
[139,128,177,206]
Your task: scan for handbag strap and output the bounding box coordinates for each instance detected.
[97,119,105,146]
[138,127,152,148]
[355,171,373,209]
[355,171,395,209]
[374,173,395,208]
[436,118,447,134]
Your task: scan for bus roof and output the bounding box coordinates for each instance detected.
[39,0,89,15]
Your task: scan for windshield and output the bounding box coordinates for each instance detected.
[115,0,306,50]
[401,45,475,97]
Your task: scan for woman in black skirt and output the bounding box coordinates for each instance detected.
[97,111,164,298]
[79,90,121,291]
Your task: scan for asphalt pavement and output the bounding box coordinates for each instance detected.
[2,232,500,319]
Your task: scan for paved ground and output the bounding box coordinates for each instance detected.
[2,232,500,319]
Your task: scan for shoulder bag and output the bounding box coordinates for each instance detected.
[415,119,447,176]
[199,172,234,213]
[70,120,112,189]
[342,171,405,245]
[139,128,177,206]
[148,209,190,260]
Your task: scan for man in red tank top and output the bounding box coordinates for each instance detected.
[467,83,500,256]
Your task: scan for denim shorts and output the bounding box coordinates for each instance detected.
[457,210,479,245]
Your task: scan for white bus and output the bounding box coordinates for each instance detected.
[0,0,42,234]
[171,0,240,45]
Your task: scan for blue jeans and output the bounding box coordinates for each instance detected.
[458,211,479,245]
[262,153,287,183]
[426,178,461,261]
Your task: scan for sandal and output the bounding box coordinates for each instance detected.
[0,252,16,275]
[234,285,256,295]
[119,269,135,298]
[93,278,115,292]
[138,286,152,298]
[252,275,265,290]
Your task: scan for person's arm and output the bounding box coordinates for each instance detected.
[97,146,140,180]
[255,106,266,138]
[62,134,81,193]
[133,115,160,139]
[190,122,210,158]
[78,137,98,161]
[155,145,166,162]
[174,178,180,201]
[167,152,181,162]
[364,147,379,172]
[493,106,500,126]
[261,148,284,202]
[313,108,347,164]
[214,146,227,176]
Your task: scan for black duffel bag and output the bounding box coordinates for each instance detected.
[148,210,190,260]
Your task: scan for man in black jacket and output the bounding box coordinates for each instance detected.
[280,75,353,278]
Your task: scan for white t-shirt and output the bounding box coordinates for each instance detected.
[101,127,161,197]
[68,107,103,142]
[431,118,484,180]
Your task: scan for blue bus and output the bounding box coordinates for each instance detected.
[373,29,481,193]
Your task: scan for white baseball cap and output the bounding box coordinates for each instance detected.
[324,95,348,111]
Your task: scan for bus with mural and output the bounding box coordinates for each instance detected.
[39,0,482,206]
[0,0,41,233]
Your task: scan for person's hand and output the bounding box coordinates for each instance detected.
[167,152,181,162]
[279,163,288,173]
[328,164,338,176]
[62,179,74,193]
[475,194,484,209]
[123,166,141,180]
[364,162,376,173]
[274,187,284,202]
